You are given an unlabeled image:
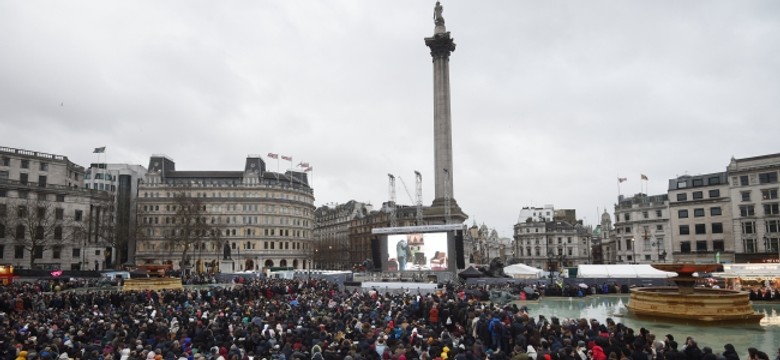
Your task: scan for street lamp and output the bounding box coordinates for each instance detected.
[630,238,636,264]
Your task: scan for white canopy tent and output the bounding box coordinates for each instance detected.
[503,263,545,279]
[576,264,676,278]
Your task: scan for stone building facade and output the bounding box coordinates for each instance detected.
[513,209,591,272]
[667,173,733,263]
[313,200,372,270]
[0,146,109,270]
[727,154,780,263]
[613,193,671,264]
[135,154,315,272]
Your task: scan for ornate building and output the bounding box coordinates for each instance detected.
[135,154,315,272]
[513,207,591,272]
[614,193,671,264]
[0,146,109,270]
[313,200,372,270]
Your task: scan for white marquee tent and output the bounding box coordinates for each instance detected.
[503,263,545,279]
[576,264,676,278]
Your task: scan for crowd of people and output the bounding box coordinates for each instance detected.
[0,277,778,360]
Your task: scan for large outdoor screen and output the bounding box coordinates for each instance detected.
[386,232,450,272]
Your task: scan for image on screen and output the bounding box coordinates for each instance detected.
[386,232,449,271]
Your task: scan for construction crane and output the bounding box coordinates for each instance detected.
[398,172,426,225]
[388,174,397,227]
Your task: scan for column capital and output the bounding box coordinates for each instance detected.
[425,32,456,59]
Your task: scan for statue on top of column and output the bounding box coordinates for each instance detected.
[434,1,445,26]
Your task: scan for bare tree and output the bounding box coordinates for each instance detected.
[76,195,120,268]
[143,192,214,270]
[2,195,72,269]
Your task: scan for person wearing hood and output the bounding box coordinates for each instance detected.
[722,345,740,360]
[591,344,607,360]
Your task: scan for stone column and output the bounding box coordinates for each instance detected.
[424,2,467,224]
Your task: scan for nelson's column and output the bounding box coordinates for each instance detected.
[424,1,467,224]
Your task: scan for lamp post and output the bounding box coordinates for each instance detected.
[630,238,636,264]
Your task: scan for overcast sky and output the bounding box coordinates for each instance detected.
[2,1,779,237]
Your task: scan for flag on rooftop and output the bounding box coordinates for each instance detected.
[93,146,106,153]
[618,177,627,183]
[641,174,649,180]
[267,153,278,159]
[298,161,309,168]
[304,166,312,172]
[281,155,292,161]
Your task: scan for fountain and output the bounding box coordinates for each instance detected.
[626,263,764,323]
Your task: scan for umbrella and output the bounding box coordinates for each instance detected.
[578,283,589,289]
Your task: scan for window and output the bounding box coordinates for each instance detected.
[692,179,704,187]
[710,207,722,216]
[15,225,25,239]
[72,248,81,257]
[709,189,720,198]
[740,175,749,186]
[679,225,690,235]
[19,173,28,185]
[20,159,29,169]
[767,219,780,233]
[678,210,689,219]
[695,224,706,235]
[656,225,663,231]
[656,210,662,217]
[709,176,720,185]
[623,213,630,221]
[693,208,705,217]
[55,208,63,220]
[712,223,723,234]
[1,157,9,166]
[52,246,61,259]
[680,242,691,253]
[713,240,724,252]
[15,245,24,259]
[56,194,65,202]
[39,162,48,171]
[0,170,8,179]
[741,191,751,202]
[75,210,83,221]
[764,203,779,215]
[54,226,63,240]
[758,172,778,184]
[642,211,649,219]
[742,221,756,234]
[0,245,3,259]
[744,239,756,253]
[739,205,755,217]
[0,224,4,238]
[676,193,687,201]
[33,246,43,259]
[762,188,779,200]
[677,181,688,189]
[696,241,708,252]
[766,238,780,253]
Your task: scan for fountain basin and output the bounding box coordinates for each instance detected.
[627,286,763,322]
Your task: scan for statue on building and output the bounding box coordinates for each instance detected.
[434,1,445,26]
